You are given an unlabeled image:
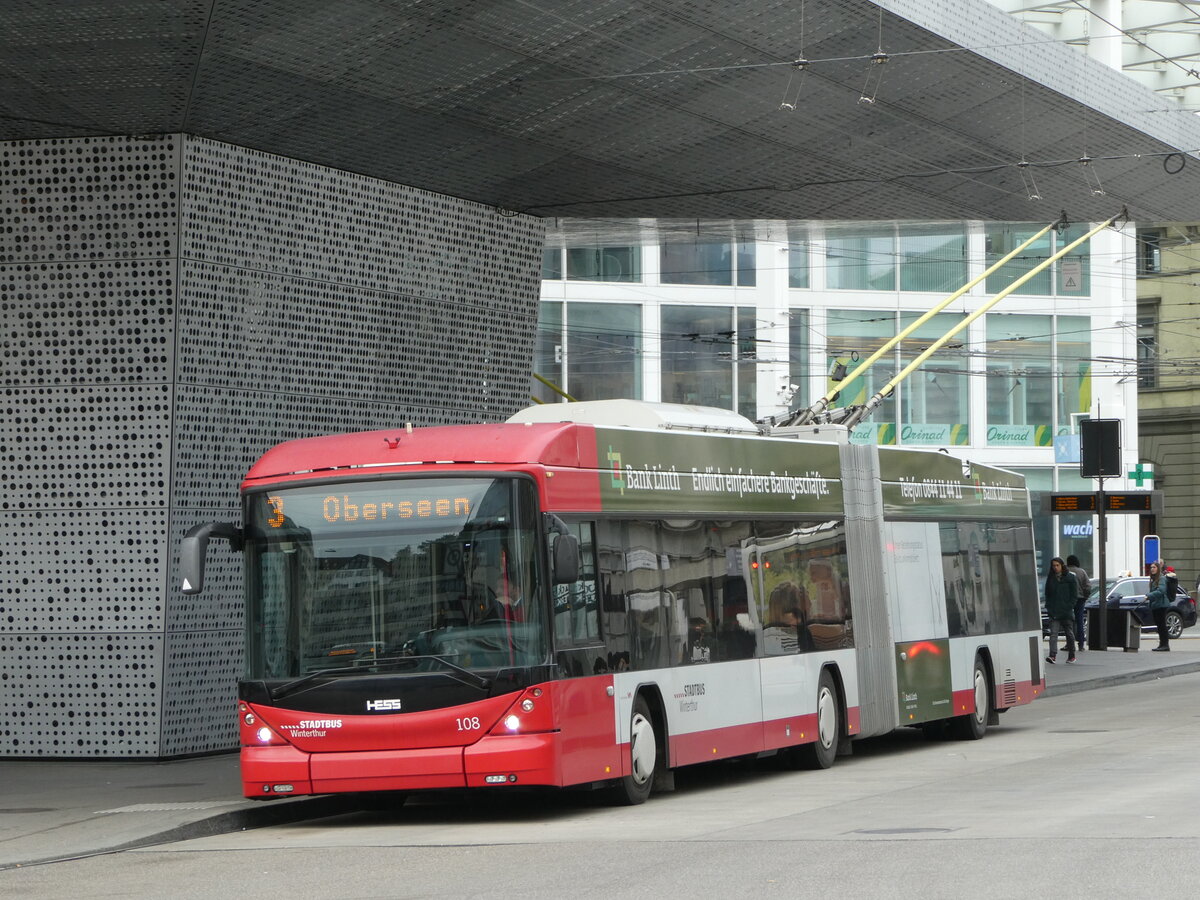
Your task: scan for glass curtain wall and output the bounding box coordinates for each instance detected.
[566,244,641,282]
[788,224,810,289]
[824,224,967,294]
[534,301,642,403]
[736,242,757,287]
[826,226,895,290]
[534,301,564,404]
[899,225,968,292]
[898,312,969,445]
[1014,468,1054,577]
[827,310,897,442]
[737,306,757,420]
[984,224,1091,296]
[985,225,1052,295]
[661,305,733,409]
[566,303,642,401]
[1056,468,1096,575]
[660,239,756,286]
[788,309,809,411]
[660,242,733,285]
[1056,315,1091,433]
[985,314,1053,446]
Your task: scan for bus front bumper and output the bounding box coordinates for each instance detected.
[241,733,562,798]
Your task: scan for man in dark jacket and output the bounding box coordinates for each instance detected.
[1044,557,1078,664]
[1066,555,1091,649]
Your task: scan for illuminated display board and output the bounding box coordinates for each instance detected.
[1104,493,1155,512]
[1048,493,1098,513]
[1048,492,1158,514]
[248,478,505,536]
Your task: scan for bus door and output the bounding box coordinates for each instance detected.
[884,520,952,725]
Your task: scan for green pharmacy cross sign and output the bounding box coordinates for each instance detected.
[1128,462,1154,487]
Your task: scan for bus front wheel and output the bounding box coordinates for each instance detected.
[613,695,657,805]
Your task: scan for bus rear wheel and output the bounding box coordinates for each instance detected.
[952,655,990,741]
[798,669,840,770]
[612,695,657,805]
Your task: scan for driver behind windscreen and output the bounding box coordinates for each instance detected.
[465,535,525,623]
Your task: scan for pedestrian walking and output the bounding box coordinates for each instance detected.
[1044,557,1078,664]
[1148,561,1172,651]
[1065,554,1091,650]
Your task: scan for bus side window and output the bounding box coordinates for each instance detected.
[551,521,600,648]
[596,520,666,671]
[708,521,756,661]
[660,520,711,665]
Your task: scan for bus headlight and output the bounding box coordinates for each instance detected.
[504,715,521,732]
[520,699,535,712]
[256,727,274,744]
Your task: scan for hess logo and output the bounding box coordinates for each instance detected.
[366,698,403,711]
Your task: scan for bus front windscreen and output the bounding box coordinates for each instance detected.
[243,477,547,680]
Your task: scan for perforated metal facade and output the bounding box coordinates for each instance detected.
[1,134,544,757]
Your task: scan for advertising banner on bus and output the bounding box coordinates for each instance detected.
[594,429,844,517]
[878,449,1029,519]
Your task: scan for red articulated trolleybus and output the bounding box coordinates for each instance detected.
[182,400,1044,804]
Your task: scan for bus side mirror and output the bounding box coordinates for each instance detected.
[181,521,243,594]
[552,532,580,585]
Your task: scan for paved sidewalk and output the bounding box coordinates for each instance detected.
[3,638,1199,870]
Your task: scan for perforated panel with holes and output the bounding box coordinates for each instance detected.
[1,133,545,757]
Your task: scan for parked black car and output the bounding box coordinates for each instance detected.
[1084,577,1197,639]
[1041,576,1197,640]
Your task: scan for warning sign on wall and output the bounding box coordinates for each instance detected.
[1060,258,1082,292]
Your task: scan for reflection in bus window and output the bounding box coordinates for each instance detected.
[595,517,855,669]
[748,521,853,653]
[941,521,1039,636]
[660,520,716,665]
[552,521,600,647]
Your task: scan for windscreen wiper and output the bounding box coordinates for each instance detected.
[270,664,374,701]
[270,654,490,700]
[377,654,492,691]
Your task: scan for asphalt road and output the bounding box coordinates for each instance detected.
[5,671,1198,899]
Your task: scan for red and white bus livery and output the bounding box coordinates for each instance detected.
[183,400,1043,804]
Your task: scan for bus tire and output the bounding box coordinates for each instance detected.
[798,669,840,770]
[613,695,657,805]
[953,655,990,741]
